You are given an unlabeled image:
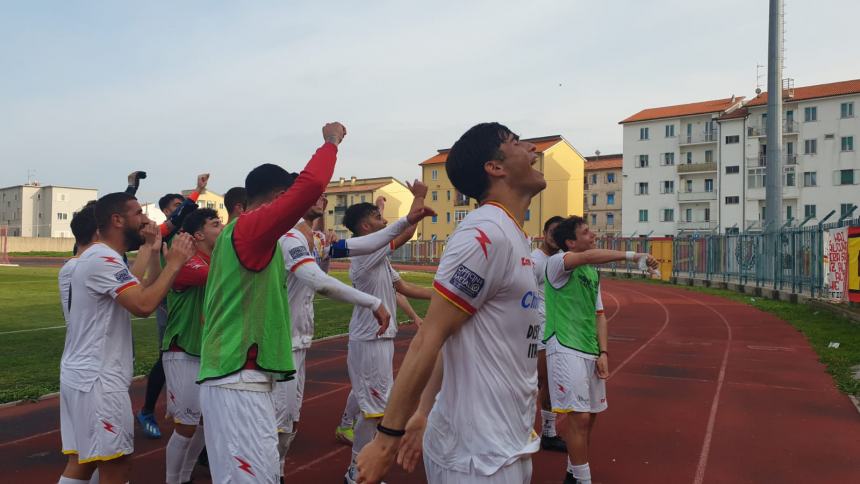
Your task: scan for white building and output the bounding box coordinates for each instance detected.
[621,78,860,236]
[0,184,98,238]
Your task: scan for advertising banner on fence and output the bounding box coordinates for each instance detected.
[650,238,673,281]
[849,227,860,303]
[823,227,848,301]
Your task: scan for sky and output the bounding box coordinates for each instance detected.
[1,0,858,203]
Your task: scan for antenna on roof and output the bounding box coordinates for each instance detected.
[755,64,765,93]
[594,149,601,161]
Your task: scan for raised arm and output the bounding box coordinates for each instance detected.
[563,249,657,271]
[116,234,195,317]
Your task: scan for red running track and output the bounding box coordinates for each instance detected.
[1,280,858,483]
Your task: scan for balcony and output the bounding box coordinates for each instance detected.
[677,161,717,173]
[746,120,798,138]
[746,154,798,167]
[678,191,717,202]
[677,220,718,231]
[678,130,718,146]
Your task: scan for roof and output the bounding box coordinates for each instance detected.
[620,97,743,124]
[324,181,389,194]
[745,79,860,107]
[584,154,623,170]
[717,107,749,121]
[0,184,97,191]
[419,135,565,166]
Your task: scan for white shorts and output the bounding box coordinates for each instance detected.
[547,351,607,414]
[273,348,307,432]
[60,379,133,463]
[199,384,279,483]
[347,338,394,418]
[423,454,532,484]
[536,321,547,351]
[163,352,202,426]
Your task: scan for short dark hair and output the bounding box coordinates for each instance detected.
[343,202,378,235]
[182,207,219,235]
[445,122,514,201]
[70,201,98,246]
[95,192,136,231]
[552,215,586,250]
[245,164,294,202]
[158,193,184,211]
[543,215,565,233]
[224,187,247,212]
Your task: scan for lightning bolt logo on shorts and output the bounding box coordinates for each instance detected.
[557,384,566,394]
[474,228,491,259]
[102,420,116,434]
[370,388,383,401]
[234,456,255,476]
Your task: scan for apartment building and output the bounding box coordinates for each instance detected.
[322,177,413,239]
[621,78,860,236]
[0,184,98,237]
[418,135,585,240]
[584,153,623,237]
[180,189,228,223]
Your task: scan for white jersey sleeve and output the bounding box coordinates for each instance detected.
[279,231,316,272]
[329,217,410,260]
[432,224,508,315]
[85,255,139,299]
[389,264,401,284]
[546,253,571,290]
[596,283,604,313]
[292,261,381,309]
[58,258,78,324]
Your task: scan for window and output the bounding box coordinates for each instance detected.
[663,152,675,165]
[685,208,692,222]
[704,208,711,221]
[607,192,615,205]
[841,136,854,152]
[607,213,615,226]
[825,134,835,140]
[804,205,816,218]
[804,139,817,154]
[686,152,692,164]
[837,169,856,185]
[446,212,451,223]
[640,127,649,140]
[432,191,438,201]
[454,191,469,206]
[841,102,854,118]
[638,209,648,222]
[725,165,740,174]
[661,209,674,222]
[606,172,616,183]
[786,205,792,221]
[685,180,693,192]
[661,180,674,194]
[591,194,597,206]
[785,168,796,187]
[704,179,714,192]
[841,204,855,217]
[454,210,468,224]
[803,171,817,187]
[431,215,438,223]
[591,174,598,184]
[56,212,67,220]
[804,106,817,122]
[663,125,674,138]
[725,135,740,144]
[525,209,531,221]
[637,182,649,195]
[705,150,713,163]
[638,155,649,168]
[591,214,597,225]
[748,167,766,188]
[447,190,451,201]
[431,169,438,180]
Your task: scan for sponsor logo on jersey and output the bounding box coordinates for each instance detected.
[289,245,311,261]
[449,264,485,298]
[114,268,133,283]
[521,257,532,266]
[520,291,542,309]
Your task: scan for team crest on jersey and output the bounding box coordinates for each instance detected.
[289,246,311,260]
[449,264,484,298]
[114,269,133,283]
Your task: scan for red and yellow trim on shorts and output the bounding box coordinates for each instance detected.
[432,281,476,315]
[62,449,129,463]
[362,411,384,419]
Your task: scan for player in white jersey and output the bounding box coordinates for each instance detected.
[59,202,99,324]
[58,192,194,484]
[357,123,547,484]
[529,215,566,452]
[544,215,657,484]
[335,182,435,484]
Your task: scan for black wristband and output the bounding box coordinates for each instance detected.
[376,423,405,437]
[599,350,608,357]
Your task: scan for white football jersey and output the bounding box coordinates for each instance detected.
[348,244,400,341]
[279,228,318,349]
[58,257,80,323]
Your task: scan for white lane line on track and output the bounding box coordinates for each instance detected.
[606,286,671,381]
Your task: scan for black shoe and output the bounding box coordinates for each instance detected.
[563,471,581,484]
[541,434,568,452]
[197,446,209,467]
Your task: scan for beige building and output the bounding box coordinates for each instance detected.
[323,177,414,239]
[418,135,586,240]
[584,154,623,237]
[0,183,98,237]
[181,189,228,223]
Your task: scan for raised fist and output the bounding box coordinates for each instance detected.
[322,122,347,146]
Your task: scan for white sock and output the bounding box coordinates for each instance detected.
[340,391,360,428]
[89,469,99,484]
[58,478,89,484]
[165,431,193,484]
[180,425,205,483]
[277,430,298,476]
[567,459,592,484]
[541,410,557,437]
